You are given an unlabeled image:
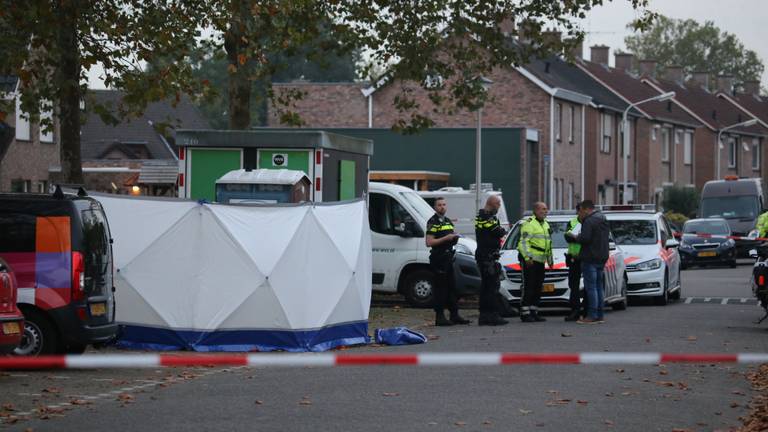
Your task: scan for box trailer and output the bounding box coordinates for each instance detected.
[175,129,373,202]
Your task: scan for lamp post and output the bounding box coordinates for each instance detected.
[621,91,675,204]
[716,118,758,178]
[475,76,493,214]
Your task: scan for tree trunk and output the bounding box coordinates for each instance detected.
[57,0,83,184]
[224,0,253,130]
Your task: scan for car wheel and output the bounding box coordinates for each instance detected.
[403,269,435,308]
[65,343,88,354]
[654,271,669,306]
[612,276,628,311]
[14,309,61,356]
[729,260,737,268]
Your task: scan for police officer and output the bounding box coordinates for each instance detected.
[517,201,553,323]
[475,195,509,326]
[757,209,768,239]
[426,197,470,326]
[564,204,587,321]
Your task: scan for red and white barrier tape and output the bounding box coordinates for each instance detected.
[2,352,768,370]
[680,233,766,242]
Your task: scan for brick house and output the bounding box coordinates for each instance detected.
[641,74,768,188]
[716,81,768,170]
[0,76,61,193]
[577,50,703,205]
[79,90,210,196]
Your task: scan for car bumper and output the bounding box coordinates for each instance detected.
[680,248,736,265]
[626,266,665,296]
[48,305,119,346]
[0,313,24,354]
[501,280,573,306]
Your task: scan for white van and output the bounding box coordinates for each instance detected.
[368,182,481,306]
[417,187,509,238]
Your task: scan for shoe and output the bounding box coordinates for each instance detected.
[435,312,454,327]
[520,314,536,323]
[478,314,509,326]
[450,312,471,325]
[596,318,605,324]
[576,318,599,324]
[533,313,546,322]
[564,312,580,322]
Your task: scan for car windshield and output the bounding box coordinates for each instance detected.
[399,192,435,221]
[502,220,570,250]
[608,220,658,245]
[700,196,759,220]
[683,220,730,235]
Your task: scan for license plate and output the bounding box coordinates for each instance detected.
[89,303,106,316]
[2,322,20,335]
[542,283,555,293]
[698,251,717,257]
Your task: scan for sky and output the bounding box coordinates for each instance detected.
[579,0,768,84]
[87,0,768,89]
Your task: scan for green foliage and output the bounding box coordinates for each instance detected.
[624,15,764,90]
[662,185,699,218]
[664,212,689,229]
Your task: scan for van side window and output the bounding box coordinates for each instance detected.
[81,207,110,276]
[369,193,414,236]
[0,213,36,252]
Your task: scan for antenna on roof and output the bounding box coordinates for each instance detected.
[53,185,64,199]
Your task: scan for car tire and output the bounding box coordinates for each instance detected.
[14,309,61,356]
[403,269,435,308]
[729,260,737,268]
[654,272,670,306]
[65,343,88,354]
[612,276,628,311]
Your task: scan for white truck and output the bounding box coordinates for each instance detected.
[368,182,481,306]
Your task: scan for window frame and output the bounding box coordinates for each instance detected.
[14,98,31,141]
[661,128,670,162]
[568,105,575,144]
[683,132,693,165]
[601,113,612,154]
[555,103,562,143]
[728,137,737,168]
[752,138,761,170]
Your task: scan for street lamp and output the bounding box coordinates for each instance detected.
[716,118,758,178]
[475,76,493,213]
[621,91,675,204]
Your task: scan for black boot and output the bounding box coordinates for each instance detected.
[520,313,536,323]
[533,311,547,322]
[450,311,471,325]
[564,310,580,322]
[435,311,454,327]
[479,313,508,326]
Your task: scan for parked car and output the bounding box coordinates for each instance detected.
[603,208,682,305]
[499,212,628,310]
[369,182,481,307]
[0,187,118,355]
[679,218,737,269]
[0,258,24,354]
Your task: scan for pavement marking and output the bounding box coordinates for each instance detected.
[721,298,730,305]
[683,297,758,305]
[685,297,694,304]
[705,297,712,302]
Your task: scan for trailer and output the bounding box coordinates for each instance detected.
[176,129,373,202]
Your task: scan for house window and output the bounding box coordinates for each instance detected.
[601,113,612,153]
[567,182,574,209]
[11,179,31,192]
[728,137,737,168]
[651,127,657,141]
[683,132,693,165]
[752,138,761,170]
[555,103,562,142]
[568,106,575,144]
[558,179,564,210]
[14,98,31,141]
[39,105,53,143]
[660,128,668,161]
[37,181,48,193]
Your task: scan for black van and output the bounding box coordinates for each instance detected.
[0,188,118,355]
[699,177,765,256]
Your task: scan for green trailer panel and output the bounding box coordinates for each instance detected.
[339,160,356,200]
[257,149,311,174]
[190,148,242,201]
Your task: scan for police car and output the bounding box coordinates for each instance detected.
[603,207,682,305]
[499,212,628,310]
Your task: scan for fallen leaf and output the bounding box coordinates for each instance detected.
[577,400,589,405]
[254,400,263,405]
[70,399,91,405]
[117,394,134,402]
[482,420,492,425]
[730,402,740,408]
[2,403,15,411]
[519,409,532,415]
[615,368,625,373]
[677,382,689,391]
[656,381,676,387]
[299,400,312,406]
[686,336,698,341]
[659,370,669,375]
[382,392,400,397]
[604,419,615,426]
[561,333,572,337]
[732,390,746,396]
[645,337,652,343]
[671,429,692,432]
[454,421,466,426]
[42,388,60,394]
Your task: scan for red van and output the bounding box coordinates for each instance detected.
[0,188,118,355]
[0,258,24,353]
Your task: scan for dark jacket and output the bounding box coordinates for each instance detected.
[474,209,506,261]
[574,210,610,265]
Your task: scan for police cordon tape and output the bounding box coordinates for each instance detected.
[2,352,768,370]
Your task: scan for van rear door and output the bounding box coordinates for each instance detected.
[77,200,115,322]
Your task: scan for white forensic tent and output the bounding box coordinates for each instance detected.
[95,195,372,352]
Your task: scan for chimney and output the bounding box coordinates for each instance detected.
[590,45,609,66]
[664,65,684,84]
[639,60,657,78]
[517,19,536,43]
[614,53,635,72]
[568,39,584,60]
[743,80,761,96]
[498,17,515,37]
[691,71,710,89]
[717,75,734,94]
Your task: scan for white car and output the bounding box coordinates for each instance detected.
[499,212,628,310]
[603,209,682,305]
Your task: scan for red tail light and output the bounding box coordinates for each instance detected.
[0,272,14,311]
[178,173,184,187]
[72,252,85,301]
[316,150,322,165]
[179,147,185,160]
[759,275,765,286]
[315,177,321,191]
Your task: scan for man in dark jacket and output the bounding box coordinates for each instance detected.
[475,195,509,326]
[564,200,609,324]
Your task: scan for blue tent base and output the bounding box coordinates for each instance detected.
[116,321,370,352]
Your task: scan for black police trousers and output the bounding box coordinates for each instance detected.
[521,261,545,314]
[567,256,587,315]
[477,260,499,314]
[430,253,458,313]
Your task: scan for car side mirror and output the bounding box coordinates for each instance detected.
[665,239,680,249]
[609,241,617,251]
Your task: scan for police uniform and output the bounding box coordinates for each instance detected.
[757,211,768,238]
[475,209,509,325]
[565,217,586,320]
[426,213,465,325]
[517,216,553,322]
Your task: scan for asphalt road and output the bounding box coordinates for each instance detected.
[3,263,768,432]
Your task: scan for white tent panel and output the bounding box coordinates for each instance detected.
[312,203,367,270]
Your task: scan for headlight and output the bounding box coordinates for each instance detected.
[635,258,662,271]
[455,243,473,256]
[680,242,693,250]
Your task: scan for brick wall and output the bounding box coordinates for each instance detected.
[269,82,368,127]
[694,128,716,189]
[0,104,60,192]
